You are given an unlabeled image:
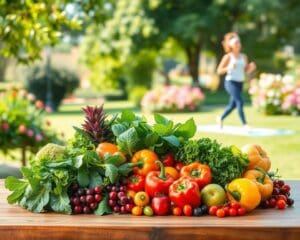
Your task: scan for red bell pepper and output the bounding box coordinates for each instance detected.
[127,174,145,192]
[162,153,175,167]
[180,162,212,189]
[145,161,174,198]
[151,195,171,216]
[169,177,201,208]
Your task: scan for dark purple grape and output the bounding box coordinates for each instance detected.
[86,188,95,195]
[83,206,91,214]
[120,196,128,205]
[109,191,117,200]
[108,199,116,207]
[113,205,120,213]
[86,195,94,204]
[127,196,134,204]
[94,186,102,194]
[119,186,127,192]
[71,182,79,192]
[95,194,102,203]
[111,186,118,192]
[80,196,86,203]
[287,198,294,206]
[272,187,280,195]
[90,202,98,210]
[117,191,125,199]
[121,178,128,185]
[72,197,81,206]
[125,203,134,212]
[74,205,82,214]
[77,188,86,196]
[260,200,270,209]
[106,185,112,192]
[120,206,127,214]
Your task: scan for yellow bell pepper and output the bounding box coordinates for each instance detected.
[243,168,273,201]
[226,178,261,211]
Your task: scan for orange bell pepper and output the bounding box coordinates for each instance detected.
[243,168,273,200]
[131,149,159,176]
[180,162,212,189]
[241,144,271,171]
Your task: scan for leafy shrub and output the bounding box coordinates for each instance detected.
[141,85,205,113]
[0,87,62,164]
[25,65,79,111]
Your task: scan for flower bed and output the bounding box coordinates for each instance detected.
[249,73,299,115]
[141,85,205,113]
[0,87,62,165]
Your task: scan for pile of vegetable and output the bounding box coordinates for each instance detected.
[5,106,295,217]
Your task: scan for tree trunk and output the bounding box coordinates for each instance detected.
[21,147,26,166]
[0,55,8,82]
[185,44,202,87]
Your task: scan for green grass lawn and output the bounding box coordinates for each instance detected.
[44,98,300,180]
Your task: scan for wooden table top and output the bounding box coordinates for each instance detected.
[0,179,299,240]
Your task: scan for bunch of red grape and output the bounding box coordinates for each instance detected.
[106,180,134,214]
[69,182,103,214]
[260,179,294,210]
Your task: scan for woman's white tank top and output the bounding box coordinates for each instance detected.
[225,53,246,82]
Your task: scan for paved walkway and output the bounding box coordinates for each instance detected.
[0,164,22,178]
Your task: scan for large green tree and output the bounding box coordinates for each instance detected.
[82,0,300,87]
[0,0,109,81]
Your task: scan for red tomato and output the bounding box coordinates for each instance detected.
[175,162,185,172]
[229,208,237,217]
[162,153,175,167]
[223,206,230,216]
[183,205,193,216]
[172,207,182,216]
[230,202,240,210]
[216,208,225,218]
[276,200,286,209]
[237,207,246,216]
[209,206,218,216]
[276,195,287,203]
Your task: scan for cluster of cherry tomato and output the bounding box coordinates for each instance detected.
[208,202,246,218]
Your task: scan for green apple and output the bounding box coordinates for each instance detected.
[201,184,226,206]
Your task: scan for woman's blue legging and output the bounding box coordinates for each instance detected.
[220,80,247,124]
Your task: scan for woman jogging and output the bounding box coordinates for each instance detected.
[216,32,256,129]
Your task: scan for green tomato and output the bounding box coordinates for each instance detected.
[143,206,154,216]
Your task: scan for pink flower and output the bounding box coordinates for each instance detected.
[35,134,43,142]
[2,123,9,131]
[26,129,34,137]
[45,106,53,113]
[18,124,27,134]
[35,100,44,109]
[27,93,36,101]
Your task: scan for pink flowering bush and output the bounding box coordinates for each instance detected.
[141,85,205,112]
[0,87,62,164]
[281,86,300,115]
[249,73,297,115]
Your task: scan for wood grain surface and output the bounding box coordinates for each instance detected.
[0,179,299,240]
